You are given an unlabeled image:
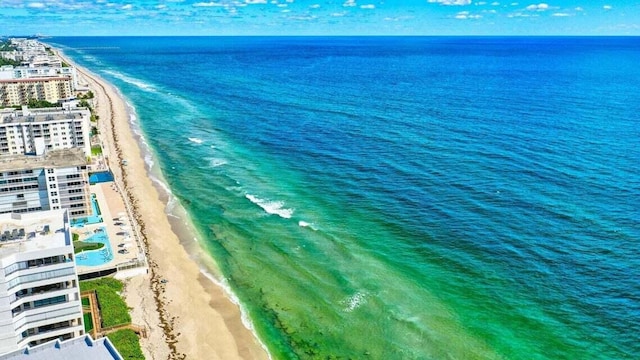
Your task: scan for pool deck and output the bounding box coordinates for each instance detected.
[74,181,146,277]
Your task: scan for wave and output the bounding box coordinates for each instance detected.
[245,194,294,219]
[103,69,157,92]
[298,221,318,231]
[208,158,228,168]
[188,137,203,144]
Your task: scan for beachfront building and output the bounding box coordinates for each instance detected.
[0,77,73,107]
[0,149,91,219]
[0,66,77,90]
[0,334,123,359]
[0,209,84,355]
[0,40,61,69]
[0,106,91,157]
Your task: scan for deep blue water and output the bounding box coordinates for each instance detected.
[50,36,640,359]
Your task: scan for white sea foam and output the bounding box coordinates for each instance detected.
[298,221,318,231]
[144,153,154,169]
[245,194,294,219]
[103,69,157,92]
[208,158,228,168]
[342,292,367,312]
[188,137,203,144]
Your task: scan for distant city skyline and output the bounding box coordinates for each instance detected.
[1,0,639,36]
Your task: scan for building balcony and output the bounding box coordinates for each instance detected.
[13,303,82,333]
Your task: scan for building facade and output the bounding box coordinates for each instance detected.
[0,149,91,219]
[0,78,73,107]
[0,107,91,157]
[0,209,84,355]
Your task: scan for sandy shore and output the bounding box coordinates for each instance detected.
[56,51,270,360]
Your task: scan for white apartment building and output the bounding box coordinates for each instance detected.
[0,65,77,88]
[0,107,91,157]
[0,209,84,355]
[0,149,91,219]
[0,77,73,107]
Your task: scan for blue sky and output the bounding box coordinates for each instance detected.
[1,0,638,36]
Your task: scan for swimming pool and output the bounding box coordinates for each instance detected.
[89,171,114,184]
[71,194,102,227]
[75,227,114,267]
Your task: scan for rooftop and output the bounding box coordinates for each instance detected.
[0,148,87,172]
[0,107,88,125]
[0,335,123,360]
[0,209,70,257]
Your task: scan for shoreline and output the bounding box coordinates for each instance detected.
[54,48,270,360]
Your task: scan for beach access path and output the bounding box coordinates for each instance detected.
[58,51,270,360]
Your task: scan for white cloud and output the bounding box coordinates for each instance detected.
[477,1,487,5]
[277,3,287,7]
[552,12,570,17]
[121,4,132,9]
[245,0,267,3]
[26,2,45,8]
[384,15,414,21]
[575,7,583,11]
[491,1,500,5]
[331,11,347,16]
[155,4,167,9]
[343,0,356,7]
[310,4,320,8]
[360,4,375,9]
[193,1,225,6]
[510,2,518,5]
[427,0,472,5]
[603,5,612,10]
[526,3,548,11]
[455,10,481,19]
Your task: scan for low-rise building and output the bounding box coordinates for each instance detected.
[0,209,84,355]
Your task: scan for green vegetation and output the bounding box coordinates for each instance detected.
[78,91,95,99]
[107,329,144,360]
[83,313,94,333]
[74,241,104,254]
[91,126,99,136]
[73,233,80,242]
[27,99,58,108]
[91,145,103,156]
[78,99,91,109]
[81,279,143,359]
[80,278,131,327]
[0,41,17,51]
[0,57,20,67]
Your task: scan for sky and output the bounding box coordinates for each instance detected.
[1,0,639,36]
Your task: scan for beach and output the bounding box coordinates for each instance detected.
[56,50,270,360]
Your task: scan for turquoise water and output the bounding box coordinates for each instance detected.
[75,227,114,267]
[89,171,115,184]
[71,194,103,226]
[50,37,639,359]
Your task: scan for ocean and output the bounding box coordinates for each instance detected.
[49,36,639,360]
